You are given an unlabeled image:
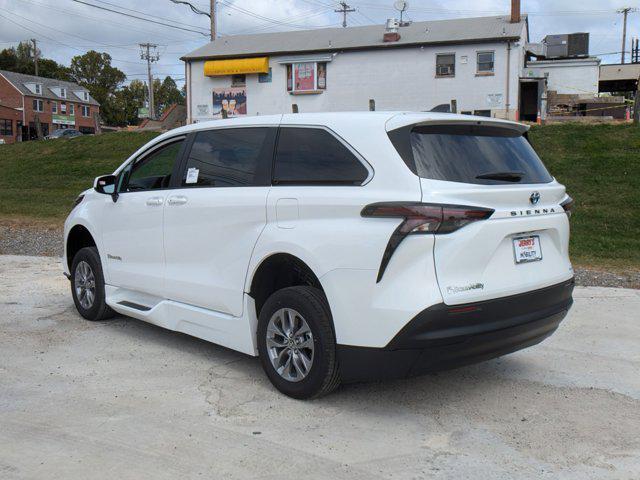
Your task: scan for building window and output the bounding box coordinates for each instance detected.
[258,68,272,83]
[477,51,495,74]
[33,99,44,112]
[61,102,67,114]
[473,110,492,117]
[0,119,12,136]
[231,74,246,87]
[60,87,67,98]
[52,102,57,114]
[82,91,89,101]
[69,103,75,115]
[317,62,327,89]
[81,105,90,117]
[436,54,455,77]
[286,62,327,93]
[34,84,42,94]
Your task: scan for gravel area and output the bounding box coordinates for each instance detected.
[0,222,63,257]
[2,255,640,479]
[1,222,638,289]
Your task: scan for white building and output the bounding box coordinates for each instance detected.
[525,57,601,96]
[182,6,529,123]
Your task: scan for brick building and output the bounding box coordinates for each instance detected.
[0,70,100,144]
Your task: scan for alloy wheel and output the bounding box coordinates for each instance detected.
[74,260,96,310]
[266,308,314,382]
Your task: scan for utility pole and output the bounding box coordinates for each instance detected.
[140,43,159,120]
[31,39,38,76]
[618,8,638,64]
[335,1,355,28]
[210,0,216,40]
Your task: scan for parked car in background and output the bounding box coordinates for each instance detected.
[63,112,575,399]
[46,129,83,140]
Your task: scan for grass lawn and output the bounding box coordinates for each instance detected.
[0,131,159,221]
[528,123,639,270]
[0,124,638,270]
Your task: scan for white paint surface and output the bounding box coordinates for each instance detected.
[188,31,528,122]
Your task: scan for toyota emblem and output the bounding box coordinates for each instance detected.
[530,192,541,205]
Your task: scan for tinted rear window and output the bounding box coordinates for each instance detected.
[389,124,553,185]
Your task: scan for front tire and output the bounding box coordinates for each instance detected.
[257,286,340,399]
[70,246,115,321]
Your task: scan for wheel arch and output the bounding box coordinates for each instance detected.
[66,224,97,271]
[248,252,327,320]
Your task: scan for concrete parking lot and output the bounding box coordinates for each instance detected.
[1,255,639,479]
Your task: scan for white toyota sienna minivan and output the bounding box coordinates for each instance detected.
[64,112,575,398]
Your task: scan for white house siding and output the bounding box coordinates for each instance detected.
[526,58,600,96]
[188,33,528,123]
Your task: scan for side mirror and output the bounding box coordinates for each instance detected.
[94,174,118,202]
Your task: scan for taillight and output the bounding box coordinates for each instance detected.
[361,202,494,282]
[560,196,574,218]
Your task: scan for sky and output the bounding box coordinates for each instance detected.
[0,0,639,89]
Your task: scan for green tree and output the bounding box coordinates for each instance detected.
[0,48,18,71]
[0,44,72,80]
[101,79,147,127]
[69,51,126,106]
[154,76,184,114]
[15,41,36,73]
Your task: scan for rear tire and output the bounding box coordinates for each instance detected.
[70,246,115,321]
[257,286,340,399]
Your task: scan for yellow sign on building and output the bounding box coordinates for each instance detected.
[204,57,269,76]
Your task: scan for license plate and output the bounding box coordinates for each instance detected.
[513,235,542,264]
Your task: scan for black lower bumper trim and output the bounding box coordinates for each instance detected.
[337,278,574,383]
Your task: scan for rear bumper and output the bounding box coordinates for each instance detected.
[337,278,574,383]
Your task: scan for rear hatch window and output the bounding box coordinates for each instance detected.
[389,124,553,185]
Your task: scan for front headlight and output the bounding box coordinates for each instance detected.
[72,194,85,209]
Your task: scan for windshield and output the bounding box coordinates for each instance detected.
[389,124,553,185]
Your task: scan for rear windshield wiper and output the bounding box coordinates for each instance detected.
[475,171,524,182]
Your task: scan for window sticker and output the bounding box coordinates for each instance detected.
[186,167,199,184]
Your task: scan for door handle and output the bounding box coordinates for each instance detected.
[146,197,164,206]
[167,195,188,206]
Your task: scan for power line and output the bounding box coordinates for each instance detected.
[0,7,149,52]
[348,2,619,16]
[0,8,168,66]
[231,8,333,35]
[168,0,210,17]
[19,0,205,42]
[69,0,210,36]
[167,0,215,41]
[218,0,336,30]
[91,0,210,30]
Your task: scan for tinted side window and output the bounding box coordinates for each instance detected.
[181,128,273,187]
[273,128,368,185]
[120,140,183,192]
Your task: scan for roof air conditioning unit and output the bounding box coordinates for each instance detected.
[544,33,589,59]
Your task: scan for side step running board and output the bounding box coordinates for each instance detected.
[117,300,151,312]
